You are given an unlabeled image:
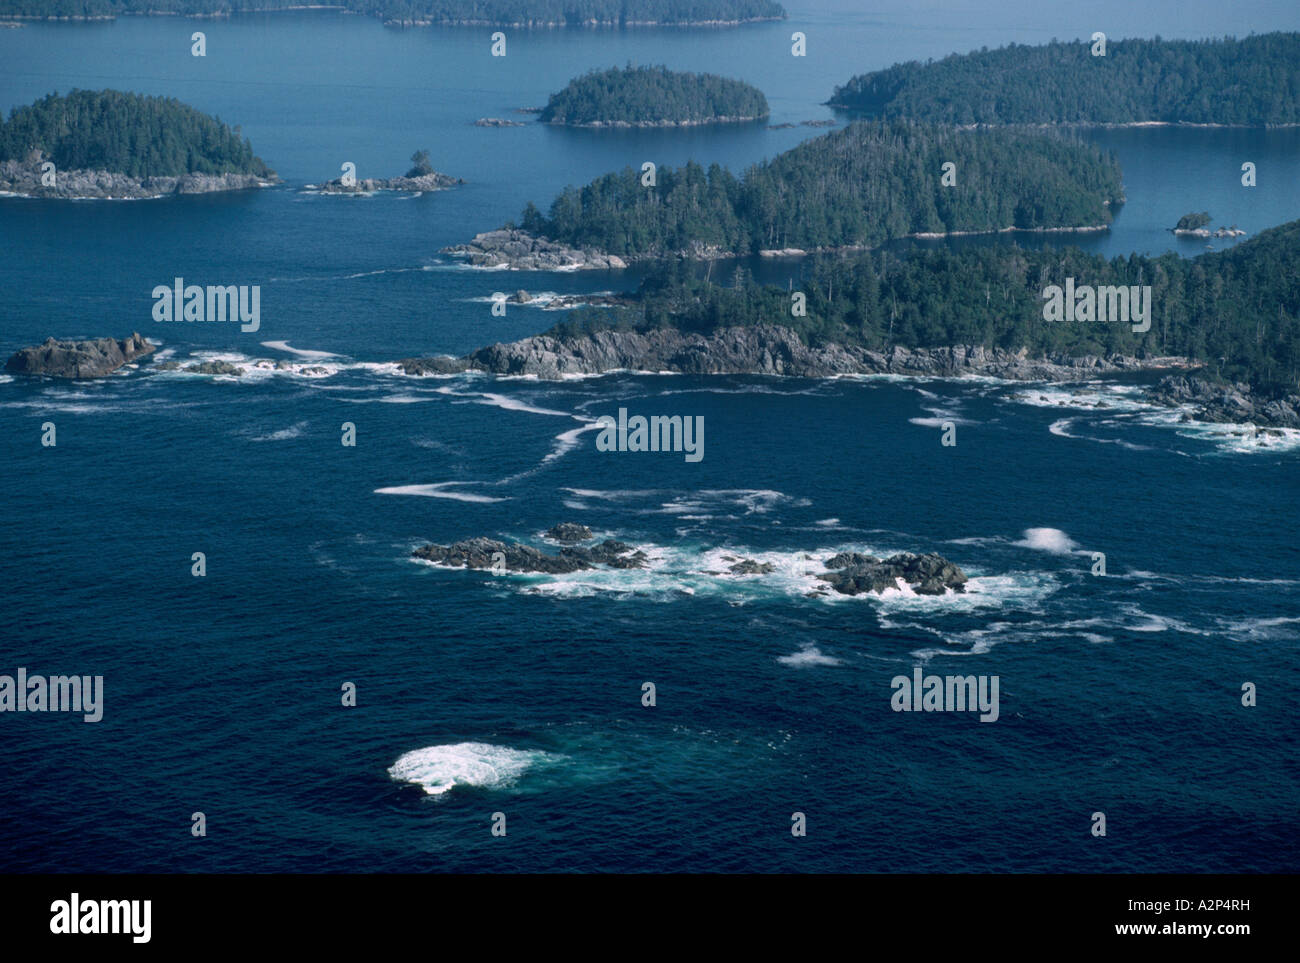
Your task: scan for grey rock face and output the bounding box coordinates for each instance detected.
[5,333,155,378]
[1148,374,1300,429]
[544,523,594,544]
[818,552,968,596]
[0,160,277,199]
[398,325,1170,382]
[187,361,243,376]
[440,229,628,271]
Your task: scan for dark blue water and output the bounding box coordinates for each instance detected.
[1,3,1298,873]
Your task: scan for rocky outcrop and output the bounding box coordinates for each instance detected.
[474,117,527,127]
[441,230,628,271]
[726,558,775,575]
[312,170,463,194]
[817,552,968,596]
[1147,374,1300,429]
[5,333,155,378]
[0,160,277,199]
[544,523,593,543]
[413,536,647,573]
[397,324,1184,382]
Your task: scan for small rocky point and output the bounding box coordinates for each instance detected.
[5,333,155,378]
[1147,374,1300,429]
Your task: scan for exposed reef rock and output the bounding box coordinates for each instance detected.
[413,536,648,573]
[5,333,154,378]
[817,552,968,596]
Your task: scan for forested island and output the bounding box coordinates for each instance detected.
[828,33,1300,126]
[415,219,1300,426]
[540,65,768,127]
[444,120,1123,267]
[0,0,786,26]
[0,90,275,198]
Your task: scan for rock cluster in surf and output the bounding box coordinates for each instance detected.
[413,526,970,596]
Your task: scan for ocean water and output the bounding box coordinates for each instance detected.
[1,3,1298,873]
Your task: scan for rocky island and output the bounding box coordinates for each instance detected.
[539,65,769,127]
[311,150,462,194]
[1170,212,1246,239]
[5,333,155,378]
[0,90,277,199]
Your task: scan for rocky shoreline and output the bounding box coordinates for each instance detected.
[396,323,1192,381]
[1146,374,1300,429]
[546,114,768,128]
[5,334,155,378]
[446,226,1119,271]
[0,160,278,199]
[309,170,463,193]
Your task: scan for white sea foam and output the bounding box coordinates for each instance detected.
[388,743,562,796]
[1014,527,1080,554]
[260,340,341,360]
[376,483,508,503]
[251,421,308,442]
[777,645,843,667]
[544,421,601,463]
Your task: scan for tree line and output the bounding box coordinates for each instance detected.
[540,65,768,125]
[829,33,1300,126]
[514,120,1123,256]
[0,0,786,25]
[0,90,272,178]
